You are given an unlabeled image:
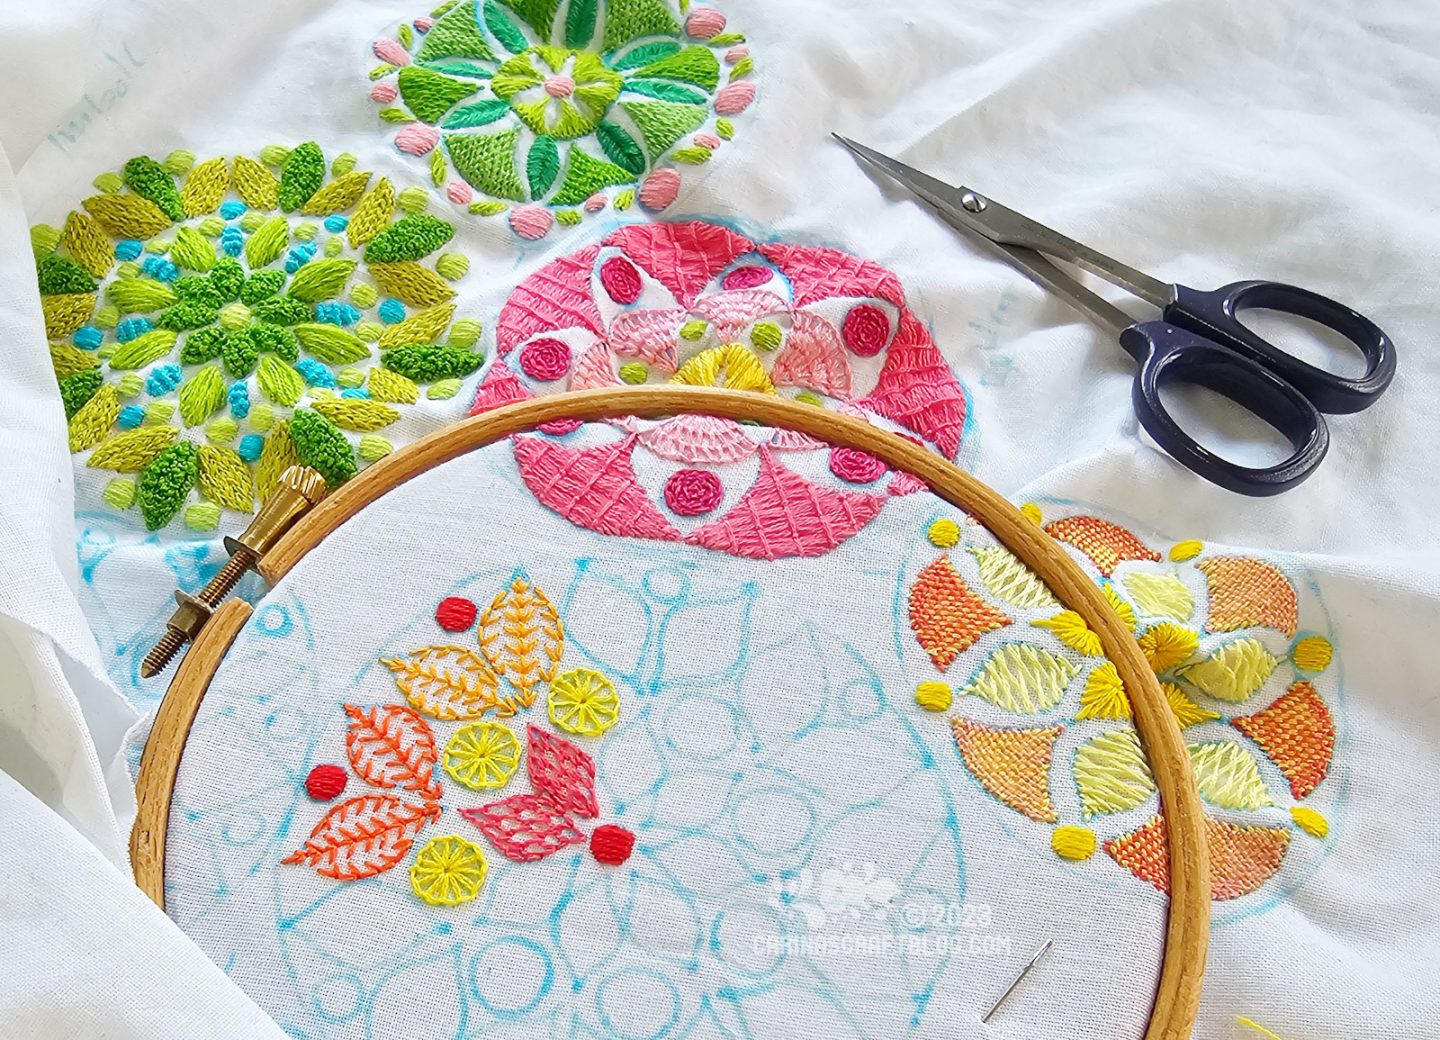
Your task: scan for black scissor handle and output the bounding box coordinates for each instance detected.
[1120,321,1330,496]
[1166,281,1395,414]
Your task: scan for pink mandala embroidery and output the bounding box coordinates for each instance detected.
[471,220,968,559]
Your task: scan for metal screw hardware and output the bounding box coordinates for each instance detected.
[140,465,327,678]
[960,191,987,213]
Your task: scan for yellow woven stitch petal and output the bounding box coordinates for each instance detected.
[378,303,455,349]
[180,157,231,216]
[256,419,300,503]
[962,643,1077,714]
[1291,635,1333,672]
[81,193,172,238]
[231,154,279,209]
[86,425,179,472]
[67,384,119,452]
[369,261,457,307]
[311,396,401,432]
[60,212,113,277]
[1075,661,1130,720]
[1137,622,1199,673]
[968,545,1059,609]
[1032,610,1103,656]
[348,178,396,247]
[1187,741,1274,811]
[43,293,96,339]
[1122,570,1194,621]
[1163,681,1220,728]
[299,170,374,216]
[366,366,420,404]
[1180,637,1277,702]
[1073,728,1156,818]
[197,444,255,513]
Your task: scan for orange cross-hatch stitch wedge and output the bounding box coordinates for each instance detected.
[909,555,1011,670]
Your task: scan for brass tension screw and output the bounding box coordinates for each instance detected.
[140,465,327,679]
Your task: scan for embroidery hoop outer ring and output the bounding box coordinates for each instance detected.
[131,385,1209,1040]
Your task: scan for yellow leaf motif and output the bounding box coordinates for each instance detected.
[1031,610,1102,656]
[1163,682,1220,728]
[1073,728,1156,818]
[478,574,564,708]
[1076,661,1130,720]
[1137,622,1199,673]
[962,644,1077,714]
[381,645,513,719]
[1180,637,1277,702]
[1187,741,1274,811]
[1122,571,1195,621]
[968,545,1059,609]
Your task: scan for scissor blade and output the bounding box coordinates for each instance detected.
[833,134,1134,334]
[833,134,1172,309]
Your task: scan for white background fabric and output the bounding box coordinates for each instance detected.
[1,0,1437,1037]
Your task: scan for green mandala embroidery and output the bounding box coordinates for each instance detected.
[34,144,485,533]
[369,0,757,238]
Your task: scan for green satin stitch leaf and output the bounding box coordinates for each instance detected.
[416,60,494,78]
[527,136,560,198]
[178,365,226,426]
[286,258,357,302]
[257,355,306,407]
[564,0,597,46]
[441,99,511,129]
[483,0,528,53]
[246,216,290,269]
[621,78,708,105]
[611,40,681,71]
[596,121,646,175]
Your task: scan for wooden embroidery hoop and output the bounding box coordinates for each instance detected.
[131,385,1209,1040]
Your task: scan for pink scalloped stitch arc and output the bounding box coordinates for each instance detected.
[685,447,888,559]
[497,244,605,354]
[691,289,788,341]
[758,242,907,308]
[610,308,686,370]
[512,433,682,541]
[603,222,755,307]
[771,311,852,397]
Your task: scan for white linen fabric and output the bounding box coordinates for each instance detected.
[1,0,1437,1038]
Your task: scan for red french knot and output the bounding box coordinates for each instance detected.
[591,824,636,865]
[722,265,773,290]
[1104,814,1291,900]
[1231,681,1334,798]
[526,723,598,817]
[1043,515,1160,577]
[282,795,441,880]
[519,337,572,382]
[496,243,604,354]
[841,304,890,357]
[908,555,1012,670]
[950,718,1060,822]
[512,433,683,541]
[344,704,443,801]
[603,222,755,307]
[436,596,477,632]
[600,256,643,304]
[460,794,586,862]
[664,469,723,515]
[1196,556,1299,637]
[305,764,347,801]
[828,446,887,484]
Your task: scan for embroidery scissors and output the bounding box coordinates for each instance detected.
[833,135,1396,496]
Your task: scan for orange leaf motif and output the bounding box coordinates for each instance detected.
[909,555,1011,670]
[1105,814,1291,900]
[344,704,442,801]
[281,794,441,880]
[1043,515,1160,576]
[478,573,564,707]
[381,644,517,719]
[950,717,1061,822]
[1196,556,1298,637]
[1232,680,1334,798]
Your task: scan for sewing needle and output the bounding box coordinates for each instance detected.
[980,939,1053,1023]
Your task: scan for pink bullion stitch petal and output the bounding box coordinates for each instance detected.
[603,222,756,307]
[685,448,887,559]
[497,244,605,354]
[758,242,907,308]
[514,434,682,541]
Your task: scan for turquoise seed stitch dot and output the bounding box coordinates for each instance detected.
[115,239,143,261]
[221,227,244,256]
[315,301,361,326]
[117,404,146,429]
[295,359,337,388]
[141,256,178,282]
[285,243,318,273]
[228,381,250,418]
[146,365,182,395]
[378,298,406,324]
[73,326,103,350]
[341,387,371,399]
[220,201,246,220]
[116,317,152,343]
[324,214,349,233]
[237,433,264,462]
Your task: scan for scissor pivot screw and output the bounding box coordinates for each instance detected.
[960,191,987,213]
